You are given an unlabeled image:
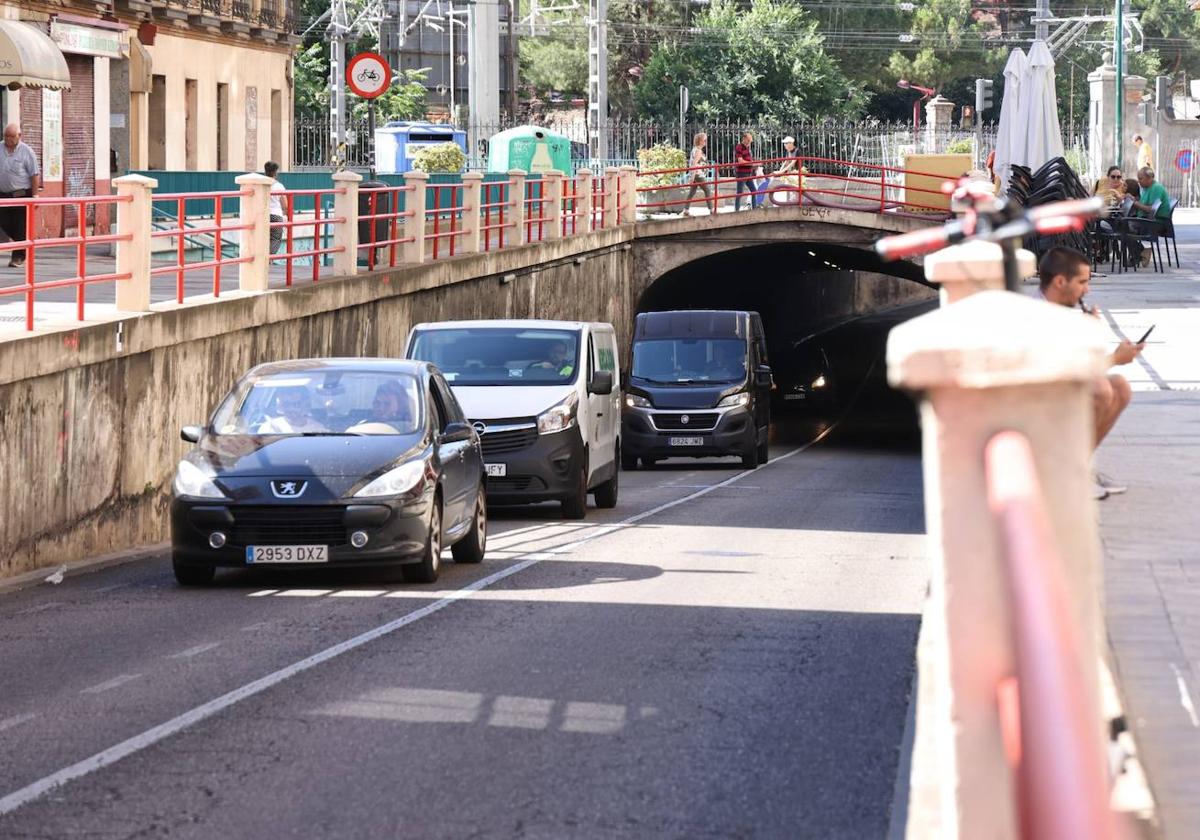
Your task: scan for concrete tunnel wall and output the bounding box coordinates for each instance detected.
[0,208,932,581]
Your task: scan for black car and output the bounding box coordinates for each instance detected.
[170,359,487,586]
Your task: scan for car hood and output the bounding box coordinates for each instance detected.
[195,433,424,478]
[628,379,743,410]
[449,385,575,421]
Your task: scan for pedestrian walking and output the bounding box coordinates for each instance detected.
[681,132,716,215]
[734,133,755,211]
[0,124,41,267]
[264,161,286,255]
[1133,135,1153,171]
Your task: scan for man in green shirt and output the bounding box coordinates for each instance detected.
[1129,167,1171,266]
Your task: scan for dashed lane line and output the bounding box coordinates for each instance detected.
[0,714,38,734]
[168,643,222,660]
[80,674,143,695]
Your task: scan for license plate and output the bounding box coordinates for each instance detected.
[246,545,328,564]
[669,436,704,446]
[486,463,507,477]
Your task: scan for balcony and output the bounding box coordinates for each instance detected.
[188,0,224,31]
[221,0,253,36]
[151,0,190,23]
[251,1,283,41]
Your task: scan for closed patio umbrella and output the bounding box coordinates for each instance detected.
[1014,40,1065,172]
[993,47,1027,191]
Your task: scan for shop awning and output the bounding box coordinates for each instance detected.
[0,20,71,91]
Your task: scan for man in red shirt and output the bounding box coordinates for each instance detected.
[734,133,755,211]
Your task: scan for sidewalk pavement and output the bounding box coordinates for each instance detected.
[1088,208,1200,838]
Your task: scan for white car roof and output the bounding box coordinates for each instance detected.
[410,319,612,332]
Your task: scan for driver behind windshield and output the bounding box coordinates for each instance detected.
[529,339,575,377]
[345,380,415,433]
[257,387,328,434]
[710,342,745,380]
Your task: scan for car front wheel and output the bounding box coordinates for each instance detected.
[403,497,443,583]
[452,484,487,564]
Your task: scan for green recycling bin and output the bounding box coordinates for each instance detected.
[487,125,572,174]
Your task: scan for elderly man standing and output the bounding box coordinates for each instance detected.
[0,124,41,267]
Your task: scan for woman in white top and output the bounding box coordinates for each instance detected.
[264,160,286,255]
[681,133,717,215]
[762,136,806,206]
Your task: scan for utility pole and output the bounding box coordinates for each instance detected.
[1034,0,1050,41]
[507,0,518,122]
[328,0,350,169]
[588,0,608,159]
[1115,0,1124,169]
[468,0,502,156]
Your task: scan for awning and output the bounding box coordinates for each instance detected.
[0,20,71,91]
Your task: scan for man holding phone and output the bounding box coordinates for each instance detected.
[1038,247,1145,498]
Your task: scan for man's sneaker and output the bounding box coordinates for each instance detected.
[1092,481,1110,501]
[1096,472,1128,495]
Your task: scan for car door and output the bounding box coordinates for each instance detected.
[428,378,470,530]
[436,371,483,507]
[583,331,610,483]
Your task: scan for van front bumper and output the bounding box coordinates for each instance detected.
[479,426,586,504]
[621,405,754,460]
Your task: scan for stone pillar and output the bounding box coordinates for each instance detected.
[507,169,526,246]
[1088,53,1118,176]
[1123,75,1149,169]
[541,170,564,240]
[234,173,274,293]
[402,170,428,265]
[924,95,956,154]
[575,169,594,234]
[330,170,361,277]
[924,241,1037,305]
[888,290,1109,839]
[113,173,157,312]
[460,171,484,253]
[602,167,620,228]
[621,164,639,223]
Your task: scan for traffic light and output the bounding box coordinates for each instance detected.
[975,78,995,116]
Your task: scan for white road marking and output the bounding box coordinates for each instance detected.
[329,590,387,598]
[0,438,823,817]
[1170,663,1200,728]
[240,622,273,632]
[168,642,222,660]
[247,590,278,598]
[80,674,143,695]
[274,589,333,598]
[0,713,38,733]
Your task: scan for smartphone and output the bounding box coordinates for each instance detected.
[1136,325,1155,344]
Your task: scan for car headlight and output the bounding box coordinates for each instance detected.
[537,392,578,435]
[717,391,750,408]
[625,393,651,408]
[173,460,228,500]
[354,460,428,498]
[812,375,827,389]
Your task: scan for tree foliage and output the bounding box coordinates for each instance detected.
[631,0,861,121]
[293,44,429,123]
[520,33,589,98]
[412,141,467,173]
[886,0,1004,89]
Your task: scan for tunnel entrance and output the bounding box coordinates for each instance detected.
[635,241,934,436]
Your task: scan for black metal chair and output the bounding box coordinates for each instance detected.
[1161,198,1180,268]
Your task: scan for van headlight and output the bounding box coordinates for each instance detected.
[625,393,651,408]
[173,460,228,500]
[354,461,427,498]
[717,392,750,408]
[537,392,578,434]
[812,375,827,389]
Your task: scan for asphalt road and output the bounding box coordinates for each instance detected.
[0,435,926,839]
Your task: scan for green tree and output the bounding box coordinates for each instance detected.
[520,33,589,98]
[886,0,1005,89]
[631,0,861,121]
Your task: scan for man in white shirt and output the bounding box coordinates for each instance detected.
[0,124,41,267]
[264,160,286,254]
[257,388,327,434]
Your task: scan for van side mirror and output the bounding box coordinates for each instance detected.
[754,365,772,388]
[441,420,474,443]
[181,425,202,443]
[588,370,614,395]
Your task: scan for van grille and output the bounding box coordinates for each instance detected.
[474,419,539,456]
[229,506,347,547]
[652,412,719,431]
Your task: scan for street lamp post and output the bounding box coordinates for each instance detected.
[898,79,937,149]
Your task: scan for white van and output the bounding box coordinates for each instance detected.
[405,320,621,519]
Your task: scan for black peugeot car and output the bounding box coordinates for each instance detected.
[170,359,487,586]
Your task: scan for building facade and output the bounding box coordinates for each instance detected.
[0,1,296,237]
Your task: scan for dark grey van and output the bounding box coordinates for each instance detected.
[621,310,771,469]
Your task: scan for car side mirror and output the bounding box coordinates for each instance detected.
[754,365,772,387]
[588,370,614,395]
[441,420,473,443]
[180,425,202,443]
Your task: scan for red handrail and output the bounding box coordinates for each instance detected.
[984,431,1117,840]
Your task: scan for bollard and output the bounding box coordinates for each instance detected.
[460,172,484,253]
[507,169,526,246]
[235,173,274,292]
[575,169,594,234]
[402,170,428,265]
[112,173,157,312]
[888,290,1110,839]
[331,170,361,277]
[541,170,564,240]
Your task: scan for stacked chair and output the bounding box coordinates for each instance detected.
[1005,158,1095,263]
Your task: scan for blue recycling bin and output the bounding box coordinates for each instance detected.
[373,122,467,174]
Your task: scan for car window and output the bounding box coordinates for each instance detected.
[211,369,423,436]
[587,334,595,379]
[433,376,465,423]
[408,327,581,385]
[596,333,617,373]
[428,383,447,433]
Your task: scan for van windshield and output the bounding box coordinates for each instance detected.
[631,338,746,384]
[409,328,580,386]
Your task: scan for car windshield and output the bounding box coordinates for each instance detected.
[210,369,423,436]
[409,328,581,386]
[631,338,746,384]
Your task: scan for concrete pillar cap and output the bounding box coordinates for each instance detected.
[924,241,1036,285]
[887,290,1110,391]
[112,173,158,188]
[405,170,430,180]
[331,170,363,182]
[460,171,484,180]
[235,173,274,186]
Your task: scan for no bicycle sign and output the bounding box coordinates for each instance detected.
[347,52,391,99]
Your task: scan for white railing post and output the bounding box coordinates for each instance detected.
[621,164,639,223]
[402,170,428,265]
[460,171,483,253]
[235,173,274,292]
[923,240,1037,306]
[887,290,1110,839]
[507,169,526,245]
[542,169,564,240]
[575,169,594,233]
[330,170,361,277]
[603,167,620,228]
[112,173,156,312]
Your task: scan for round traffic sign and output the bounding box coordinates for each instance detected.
[346,52,391,99]
[1175,148,1194,173]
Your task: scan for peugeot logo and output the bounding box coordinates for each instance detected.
[680,414,690,425]
[472,421,487,435]
[271,480,308,499]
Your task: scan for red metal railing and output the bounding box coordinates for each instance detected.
[426,184,467,260]
[359,184,416,270]
[591,176,609,230]
[480,180,515,252]
[0,194,133,331]
[984,430,1119,840]
[150,190,253,302]
[273,188,348,284]
[524,179,548,243]
[561,175,585,236]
